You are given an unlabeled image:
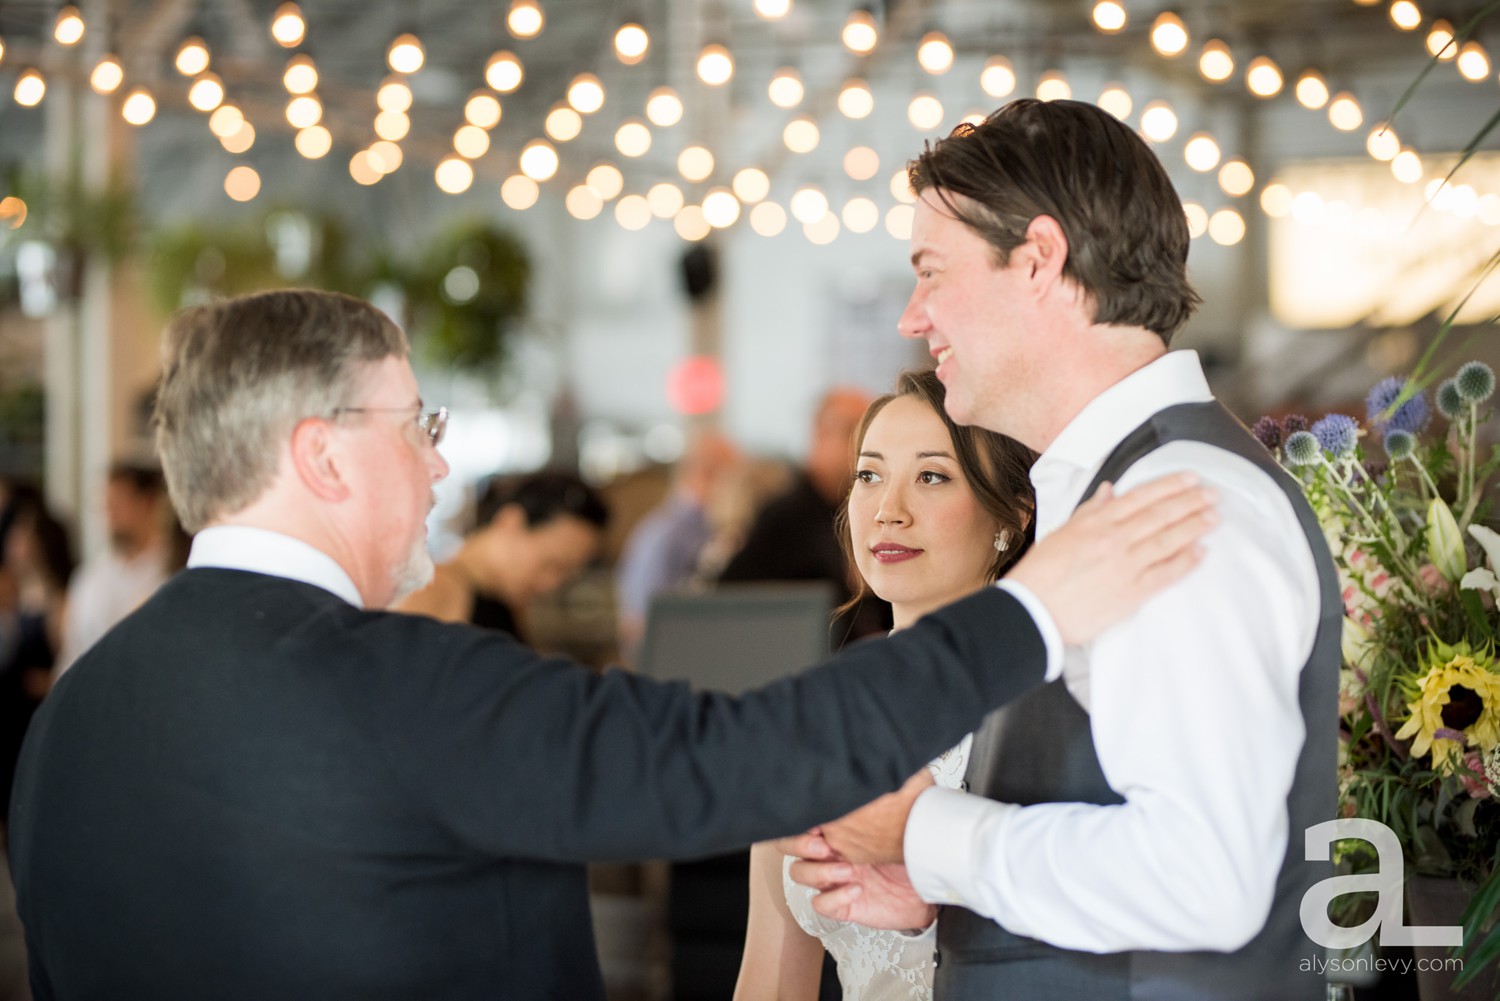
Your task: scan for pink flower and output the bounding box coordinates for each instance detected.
[1460,752,1494,799]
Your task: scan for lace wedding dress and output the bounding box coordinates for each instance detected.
[781,735,971,1001]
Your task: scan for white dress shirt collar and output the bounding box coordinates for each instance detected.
[1030,350,1214,535]
[187,526,364,608]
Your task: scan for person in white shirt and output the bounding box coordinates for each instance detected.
[54,463,172,675]
[786,99,1339,1001]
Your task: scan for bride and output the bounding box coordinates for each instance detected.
[734,368,1036,1001]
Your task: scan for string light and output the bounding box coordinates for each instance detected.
[0,197,26,230]
[697,44,734,85]
[283,54,318,94]
[1458,41,1490,81]
[917,31,954,75]
[615,119,652,157]
[1198,39,1234,82]
[842,9,878,54]
[349,151,381,186]
[221,121,256,154]
[1246,56,1283,98]
[1183,202,1208,238]
[369,142,403,173]
[1218,159,1255,196]
[1366,123,1400,160]
[454,125,490,159]
[286,96,322,129]
[675,205,711,242]
[509,0,544,39]
[615,23,649,65]
[225,166,260,202]
[783,116,820,152]
[485,52,523,93]
[1140,100,1178,141]
[175,37,210,76]
[587,163,624,201]
[1092,0,1126,33]
[890,169,915,203]
[1392,147,1423,184]
[387,33,425,74]
[502,174,540,210]
[377,77,413,112]
[885,204,914,239]
[908,93,944,130]
[750,201,788,236]
[768,68,804,108]
[1389,0,1421,31]
[648,182,684,218]
[375,110,410,141]
[188,73,226,112]
[804,213,840,245]
[1150,12,1189,58]
[838,79,874,119]
[615,195,652,230]
[1184,133,1221,171]
[842,196,879,233]
[1260,184,1293,217]
[465,91,502,129]
[646,87,683,126]
[520,139,560,180]
[1036,70,1071,102]
[754,0,791,19]
[1097,83,1132,120]
[790,185,829,223]
[844,146,880,180]
[702,188,741,228]
[121,88,157,126]
[1295,69,1329,109]
[435,157,474,194]
[566,185,603,220]
[90,56,124,95]
[295,125,332,159]
[209,105,244,138]
[53,5,85,46]
[1328,91,1363,131]
[14,69,45,108]
[980,56,1017,98]
[1426,19,1457,59]
[545,104,583,141]
[733,168,770,203]
[568,73,605,114]
[270,3,306,47]
[678,146,715,182]
[1209,209,1245,246]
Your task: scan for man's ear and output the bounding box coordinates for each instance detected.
[1018,215,1069,291]
[289,417,352,502]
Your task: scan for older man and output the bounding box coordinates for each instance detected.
[9,289,1212,1000]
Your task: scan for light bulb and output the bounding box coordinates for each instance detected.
[678,146,714,182]
[1328,92,1362,131]
[568,73,605,114]
[90,56,124,95]
[283,55,318,94]
[1140,100,1178,141]
[980,56,1017,98]
[1427,20,1457,59]
[917,31,954,75]
[295,125,332,159]
[545,104,582,142]
[466,92,502,129]
[1208,208,1245,245]
[587,163,624,201]
[843,9,878,54]
[375,110,410,141]
[908,93,944,130]
[509,0,544,39]
[1389,0,1421,31]
[286,95,322,129]
[783,116,820,153]
[1183,202,1208,238]
[122,87,157,126]
[697,44,733,85]
[804,213,840,245]
[225,166,260,202]
[270,3,306,47]
[1151,12,1189,58]
[842,197,879,233]
[350,151,382,186]
[1259,183,1293,217]
[502,174,540,210]
[754,0,791,18]
[733,168,770,203]
[377,77,413,112]
[369,142,402,174]
[703,188,741,228]
[209,104,244,137]
[1036,70,1071,102]
[1198,39,1234,82]
[648,182,683,218]
[885,204,914,240]
[485,52,523,93]
[844,146,880,180]
[54,5,85,46]
[615,23,648,64]
[566,185,603,220]
[1366,124,1400,161]
[387,33,425,74]
[674,205,711,242]
[435,157,474,194]
[1098,83,1132,120]
[615,195,652,230]
[1218,159,1255,197]
[645,87,683,127]
[750,201,788,236]
[1184,132,1221,172]
[14,69,45,107]
[1246,56,1283,98]
[1093,0,1126,33]
[221,121,256,154]
[838,78,873,119]
[1458,41,1490,81]
[1391,148,1423,184]
[520,140,559,180]
[175,37,210,76]
[188,73,225,112]
[890,169,915,203]
[790,186,829,224]
[1295,70,1329,109]
[768,67,804,108]
[455,125,490,159]
[615,119,652,157]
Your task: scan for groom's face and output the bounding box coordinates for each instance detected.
[897,190,1038,440]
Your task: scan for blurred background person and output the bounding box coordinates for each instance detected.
[397,470,608,645]
[614,430,741,665]
[54,463,173,675]
[719,388,891,646]
[0,484,75,835]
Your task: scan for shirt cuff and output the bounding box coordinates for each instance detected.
[904,785,1017,910]
[995,579,1063,682]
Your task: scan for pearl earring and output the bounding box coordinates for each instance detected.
[994,530,1009,553]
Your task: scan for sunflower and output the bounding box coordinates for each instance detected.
[1394,639,1500,773]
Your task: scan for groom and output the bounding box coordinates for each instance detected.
[791,99,1340,999]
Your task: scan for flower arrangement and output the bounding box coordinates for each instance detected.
[1254,360,1500,982]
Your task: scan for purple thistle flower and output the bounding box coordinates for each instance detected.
[1456,361,1496,404]
[1282,414,1310,438]
[1437,379,1464,419]
[1365,376,1431,435]
[1383,429,1416,461]
[1252,416,1282,452]
[1284,431,1322,466]
[1311,414,1359,458]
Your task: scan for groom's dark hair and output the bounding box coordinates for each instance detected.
[907,98,1200,344]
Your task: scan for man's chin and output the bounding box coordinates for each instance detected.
[390,547,436,606]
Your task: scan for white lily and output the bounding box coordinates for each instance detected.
[1459,524,1500,600]
[1427,498,1467,583]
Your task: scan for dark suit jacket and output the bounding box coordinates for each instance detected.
[9,567,1045,1000]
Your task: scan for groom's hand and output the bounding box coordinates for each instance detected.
[819,769,934,865]
[789,858,936,931]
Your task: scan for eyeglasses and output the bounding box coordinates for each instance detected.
[331,405,448,447]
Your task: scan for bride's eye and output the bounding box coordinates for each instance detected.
[855,469,880,484]
[919,470,951,485]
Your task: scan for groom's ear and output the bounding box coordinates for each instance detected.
[1019,215,1069,291]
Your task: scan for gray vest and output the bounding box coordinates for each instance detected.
[934,401,1340,1001]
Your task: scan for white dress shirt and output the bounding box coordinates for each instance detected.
[186,526,363,608]
[904,351,1321,954]
[55,544,170,674]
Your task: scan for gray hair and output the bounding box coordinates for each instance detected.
[154,289,409,533]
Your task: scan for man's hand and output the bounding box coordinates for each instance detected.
[818,769,934,865]
[789,857,936,930]
[1005,473,1218,646]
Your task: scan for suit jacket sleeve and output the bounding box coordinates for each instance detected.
[354,585,1046,862]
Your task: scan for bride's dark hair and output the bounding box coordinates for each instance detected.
[833,368,1037,621]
